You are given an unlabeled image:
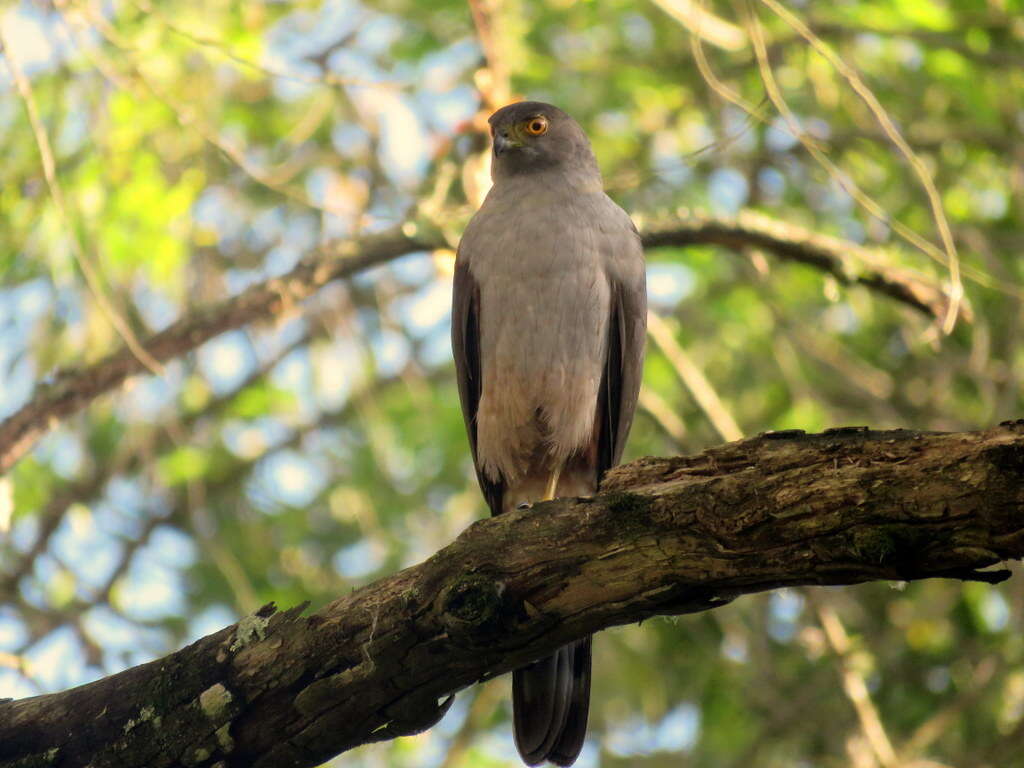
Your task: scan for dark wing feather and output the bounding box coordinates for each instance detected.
[451,256,505,516]
[597,271,647,478]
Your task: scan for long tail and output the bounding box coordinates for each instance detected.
[513,636,592,766]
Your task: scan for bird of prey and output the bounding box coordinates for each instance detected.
[451,102,647,766]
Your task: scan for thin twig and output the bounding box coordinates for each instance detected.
[0,223,433,475]
[647,311,744,442]
[0,477,105,599]
[755,0,963,332]
[651,0,747,50]
[467,0,511,109]
[0,24,163,375]
[687,3,992,310]
[128,0,407,90]
[638,387,688,446]
[742,10,947,275]
[814,598,898,768]
[898,656,997,761]
[61,5,330,212]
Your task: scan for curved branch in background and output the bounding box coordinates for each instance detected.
[0,424,1021,767]
[641,211,958,320]
[0,318,340,603]
[748,2,963,332]
[0,225,433,475]
[0,212,957,475]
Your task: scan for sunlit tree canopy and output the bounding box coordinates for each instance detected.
[1,0,1022,765]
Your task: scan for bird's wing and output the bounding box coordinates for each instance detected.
[451,254,505,516]
[598,242,647,475]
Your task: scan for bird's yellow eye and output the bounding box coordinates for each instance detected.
[524,116,548,136]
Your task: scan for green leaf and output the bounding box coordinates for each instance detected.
[158,446,211,485]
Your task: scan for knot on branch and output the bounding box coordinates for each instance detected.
[983,441,1024,476]
[847,525,931,567]
[602,491,655,524]
[367,693,456,743]
[440,572,512,645]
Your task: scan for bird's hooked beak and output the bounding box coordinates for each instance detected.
[493,128,522,156]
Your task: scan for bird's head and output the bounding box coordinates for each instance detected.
[487,101,599,181]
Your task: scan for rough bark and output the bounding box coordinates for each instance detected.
[0,212,954,475]
[2,425,1022,768]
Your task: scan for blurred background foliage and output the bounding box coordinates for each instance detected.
[1,0,1023,766]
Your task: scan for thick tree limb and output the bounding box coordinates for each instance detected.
[2,425,1022,768]
[0,212,954,474]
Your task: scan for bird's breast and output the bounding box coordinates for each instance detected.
[469,202,614,480]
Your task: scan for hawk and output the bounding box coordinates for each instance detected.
[452,101,647,766]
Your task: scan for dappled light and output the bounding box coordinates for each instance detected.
[2,0,1023,766]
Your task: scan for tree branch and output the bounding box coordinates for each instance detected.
[0,224,433,475]
[641,211,957,321]
[2,425,1021,768]
[0,212,955,475]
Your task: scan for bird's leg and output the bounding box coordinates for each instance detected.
[543,461,564,502]
[515,461,565,510]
